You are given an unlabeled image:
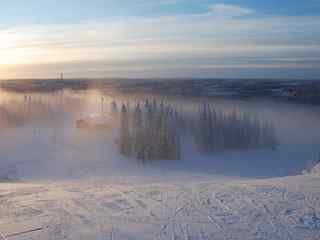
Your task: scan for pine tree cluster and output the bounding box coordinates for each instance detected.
[116,99,277,160]
[118,99,181,160]
[195,102,277,153]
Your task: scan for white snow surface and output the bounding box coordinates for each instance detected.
[1,173,320,240]
[311,162,320,175]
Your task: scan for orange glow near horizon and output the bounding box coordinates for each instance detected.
[1,15,319,80]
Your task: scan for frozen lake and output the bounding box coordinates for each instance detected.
[0,87,319,181]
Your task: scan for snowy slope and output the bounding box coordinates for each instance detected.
[311,162,320,175]
[1,174,320,240]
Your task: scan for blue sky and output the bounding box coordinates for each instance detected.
[1,0,320,24]
[0,0,320,79]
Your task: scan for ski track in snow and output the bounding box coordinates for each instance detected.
[1,174,320,240]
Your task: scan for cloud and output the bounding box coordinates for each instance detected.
[0,6,319,79]
[209,3,254,17]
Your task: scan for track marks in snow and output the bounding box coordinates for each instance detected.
[1,178,320,239]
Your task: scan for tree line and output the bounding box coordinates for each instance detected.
[113,99,277,160]
[195,102,277,153]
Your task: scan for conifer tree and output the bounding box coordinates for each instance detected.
[133,104,145,160]
[110,101,118,115]
[119,104,131,156]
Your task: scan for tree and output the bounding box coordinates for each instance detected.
[119,104,131,156]
[132,104,145,160]
[110,101,118,115]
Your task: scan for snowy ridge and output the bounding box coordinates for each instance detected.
[1,174,320,240]
[310,163,320,175]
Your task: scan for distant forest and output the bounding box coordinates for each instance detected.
[1,79,320,104]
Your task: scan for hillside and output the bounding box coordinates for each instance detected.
[1,172,320,240]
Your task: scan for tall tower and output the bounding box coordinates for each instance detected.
[60,73,64,80]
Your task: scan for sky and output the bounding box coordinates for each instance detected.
[0,0,320,79]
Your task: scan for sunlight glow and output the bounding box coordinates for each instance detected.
[0,12,319,79]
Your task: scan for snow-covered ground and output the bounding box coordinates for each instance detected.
[1,169,320,240]
[1,89,319,239]
[1,119,319,239]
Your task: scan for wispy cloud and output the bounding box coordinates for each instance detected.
[0,2,319,79]
[209,3,254,17]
